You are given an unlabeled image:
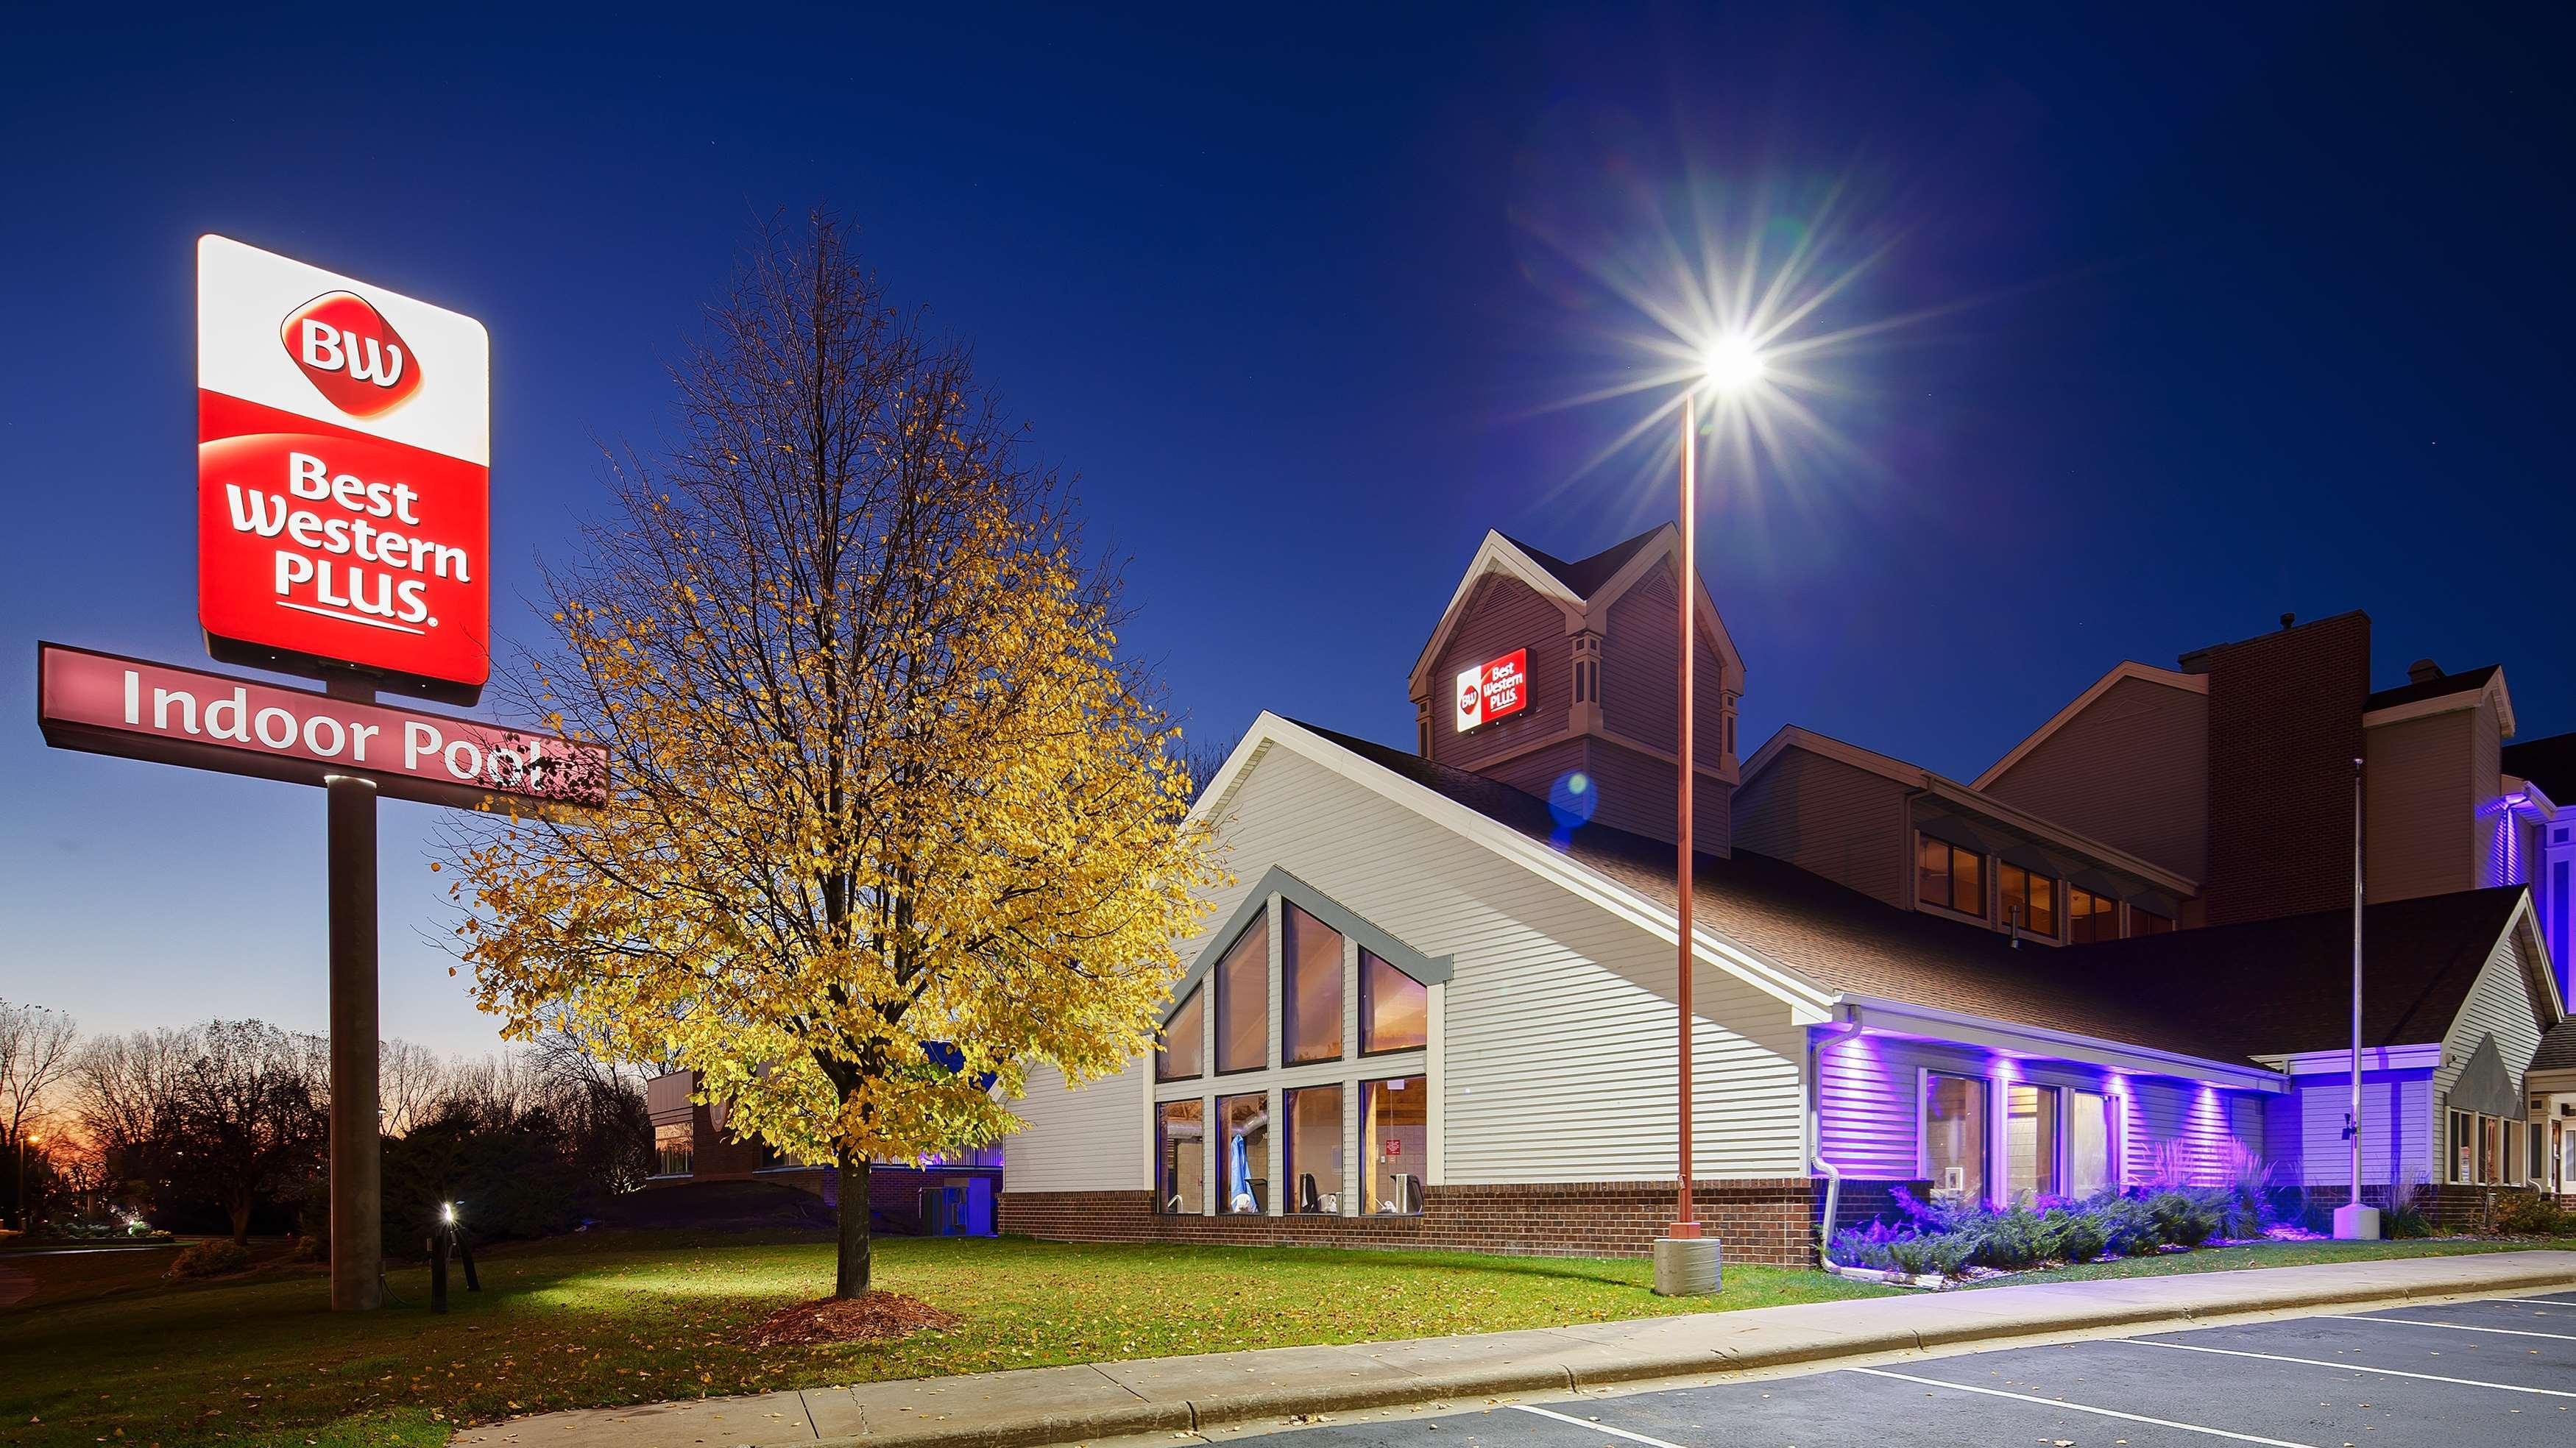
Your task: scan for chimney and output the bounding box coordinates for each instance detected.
[2406,658,2444,685]
[2195,611,2371,926]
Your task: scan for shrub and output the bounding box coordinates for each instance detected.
[170,1240,253,1278]
[2493,1193,2570,1237]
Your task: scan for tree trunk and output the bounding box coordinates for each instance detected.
[835,1148,871,1298]
[228,1199,253,1246]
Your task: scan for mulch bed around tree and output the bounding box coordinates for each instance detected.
[746,1291,963,1346]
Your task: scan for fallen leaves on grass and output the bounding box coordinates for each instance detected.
[746,1293,960,1348]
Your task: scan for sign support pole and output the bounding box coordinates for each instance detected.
[324,675,383,1310]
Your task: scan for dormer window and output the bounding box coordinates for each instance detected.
[1917,837,1984,918]
[2067,885,2116,944]
[1998,863,2057,938]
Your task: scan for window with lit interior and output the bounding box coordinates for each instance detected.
[1156,1099,1205,1213]
[1361,948,1427,1053]
[2069,1089,2117,1196]
[1998,864,2057,937]
[1362,1076,1426,1214]
[1923,1073,1988,1205]
[2067,886,2115,944]
[1284,1085,1344,1213]
[1282,903,1344,1065]
[1218,1092,1270,1213]
[1917,837,1984,917]
[1156,985,1203,1081]
[1214,912,1269,1074]
[654,1122,692,1179]
[2005,1083,2058,1202]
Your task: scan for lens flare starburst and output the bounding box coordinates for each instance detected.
[1514,168,1945,533]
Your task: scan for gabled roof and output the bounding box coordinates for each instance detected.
[1405,525,1745,700]
[2533,1012,2576,1074]
[1742,723,2199,896]
[1278,721,2547,1073]
[1298,723,2268,1069]
[2367,663,2502,713]
[1498,528,1662,598]
[1973,661,2207,791]
[2502,731,2576,807]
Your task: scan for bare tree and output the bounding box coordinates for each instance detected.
[165,1021,328,1243]
[1,1001,77,1229]
[378,1039,450,1138]
[74,1026,191,1202]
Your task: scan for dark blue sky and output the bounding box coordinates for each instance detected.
[5,3,2571,1054]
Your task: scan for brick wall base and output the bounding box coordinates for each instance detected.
[1000,1179,1819,1266]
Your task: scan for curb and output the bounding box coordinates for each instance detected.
[580,1258,2576,1448]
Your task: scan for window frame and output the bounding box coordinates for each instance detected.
[1148,879,1443,1220]
[1281,901,1345,1066]
[1282,1083,1345,1215]
[1997,862,2060,942]
[1915,835,1987,920]
[1155,1099,1206,1215]
[1211,913,1270,1077]
[1918,1069,1992,1206]
[2067,885,2116,945]
[1359,1073,1428,1216]
[1156,982,1205,1082]
[2127,904,2175,937]
[2066,1087,2120,1197]
[1359,946,1429,1057]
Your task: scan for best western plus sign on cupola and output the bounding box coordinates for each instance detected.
[197,235,491,704]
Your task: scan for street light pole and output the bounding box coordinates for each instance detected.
[2334,756,2379,1239]
[1673,387,1699,1244]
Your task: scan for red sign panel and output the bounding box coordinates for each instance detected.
[38,643,606,812]
[1452,647,1530,732]
[199,237,490,705]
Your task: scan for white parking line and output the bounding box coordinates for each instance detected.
[2121,1338,2576,1397]
[1508,1404,1691,1448]
[1844,1366,2319,1447]
[2321,1313,2576,1342]
[2482,1295,2576,1307]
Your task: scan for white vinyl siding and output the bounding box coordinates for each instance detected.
[2264,1071,2437,1188]
[1816,1031,2267,1190]
[2433,923,2550,1145]
[1003,1058,1144,1193]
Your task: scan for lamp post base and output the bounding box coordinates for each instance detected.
[1652,1235,1724,1296]
[2331,1203,2381,1241]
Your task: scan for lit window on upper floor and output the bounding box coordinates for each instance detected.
[1917,837,1984,917]
[1998,863,2057,937]
[2067,885,2116,944]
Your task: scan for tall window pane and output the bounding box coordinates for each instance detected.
[2129,906,2173,936]
[1215,914,1269,1073]
[654,1122,693,1178]
[2069,1090,2115,1196]
[1219,1092,1270,1214]
[1156,985,1203,1081]
[1360,950,1426,1053]
[1284,1085,1344,1213]
[2068,887,2113,944]
[1925,1073,1987,1205]
[1362,1076,1426,1214]
[2005,1083,2058,1203]
[2000,865,2056,937]
[1918,838,1984,917]
[1283,904,1344,1064]
[1156,1100,1204,1214]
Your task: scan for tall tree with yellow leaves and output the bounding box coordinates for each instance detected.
[447,213,1216,1296]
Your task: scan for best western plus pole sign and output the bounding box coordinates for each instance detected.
[35,237,603,1313]
[198,235,491,705]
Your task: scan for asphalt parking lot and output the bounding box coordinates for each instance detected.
[1220,1291,2576,1448]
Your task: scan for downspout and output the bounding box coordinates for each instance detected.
[1810,1009,1864,1277]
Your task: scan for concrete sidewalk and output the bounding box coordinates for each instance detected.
[451,1250,2576,1448]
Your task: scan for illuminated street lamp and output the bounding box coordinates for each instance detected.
[1660,338,1767,1292]
[15,1133,43,1231]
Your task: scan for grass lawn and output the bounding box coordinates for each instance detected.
[1966,1232,2576,1287]
[0,1230,1890,1448]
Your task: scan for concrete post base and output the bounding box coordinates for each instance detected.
[1652,1236,1723,1296]
[2331,1202,2381,1241]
